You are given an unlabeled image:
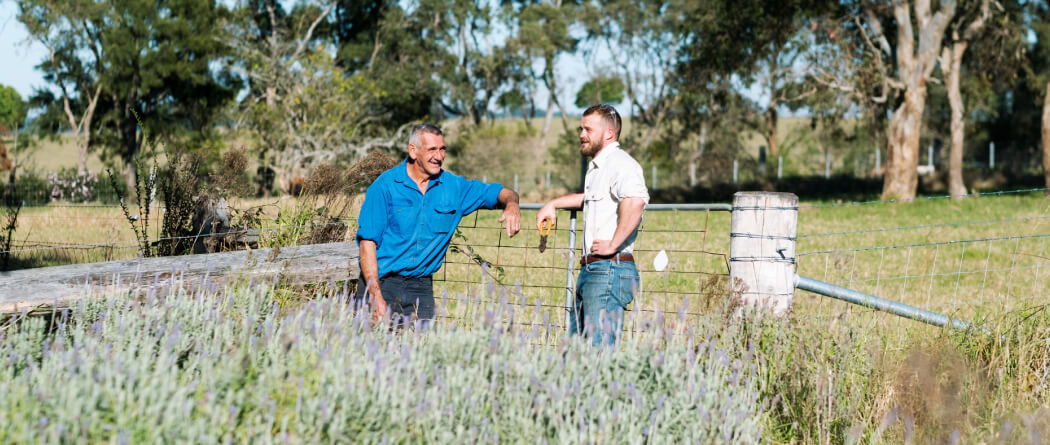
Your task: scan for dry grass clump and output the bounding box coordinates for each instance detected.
[268,152,398,246]
[344,150,399,193]
[209,147,252,197]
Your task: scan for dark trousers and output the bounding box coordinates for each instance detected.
[354,274,435,321]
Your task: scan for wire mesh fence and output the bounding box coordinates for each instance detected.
[2,203,735,334]
[7,188,1049,337]
[433,207,732,332]
[793,188,1050,338]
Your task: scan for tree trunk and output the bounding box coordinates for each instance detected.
[124,159,137,199]
[765,104,778,159]
[943,42,968,198]
[883,88,926,199]
[1042,79,1050,196]
[541,96,555,153]
[690,123,707,187]
[880,0,954,200]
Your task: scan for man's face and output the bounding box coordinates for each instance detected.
[409,132,447,177]
[578,114,609,157]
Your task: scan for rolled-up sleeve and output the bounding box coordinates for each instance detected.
[356,184,387,245]
[459,180,503,214]
[612,163,650,203]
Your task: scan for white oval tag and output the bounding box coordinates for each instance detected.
[653,250,669,272]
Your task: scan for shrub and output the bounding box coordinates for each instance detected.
[47,168,100,203]
[0,282,767,443]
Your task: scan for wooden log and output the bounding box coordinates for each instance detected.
[0,241,360,315]
[729,192,798,316]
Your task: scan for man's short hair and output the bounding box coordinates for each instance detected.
[583,104,621,140]
[409,123,443,147]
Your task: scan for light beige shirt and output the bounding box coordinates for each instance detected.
[583,142,650,254]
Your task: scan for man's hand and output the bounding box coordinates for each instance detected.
[536,203,556,232]
[590,239,618,256]
[365,279,388,322]
[371,294,389,322]
[498,202,521,237]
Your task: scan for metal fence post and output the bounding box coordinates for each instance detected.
[729,192,798,316]
[565,210,578,331]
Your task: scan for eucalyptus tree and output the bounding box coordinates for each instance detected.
[575,76,625,108]
[580,0,689,153]
[22,0,239,192]
[939,0,996,197]
[850,0,958,199]
[505,0,580,141]
[1030,0,1050,193]
[680,0,837,162]
[18,0,105,175]
[0,85,26,182]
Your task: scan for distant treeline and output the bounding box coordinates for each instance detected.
[2,0,1049,200]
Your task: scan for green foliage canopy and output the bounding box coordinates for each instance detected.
[0,86,26,130]
[574,76,624,109]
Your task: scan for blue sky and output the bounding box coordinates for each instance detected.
[1,0,47,99]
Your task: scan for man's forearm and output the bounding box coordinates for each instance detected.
[359,239,380,287]
[497,187,520,208]
[609,198,646,248]
[548,193,584,210]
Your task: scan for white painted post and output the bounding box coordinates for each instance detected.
[482,175,487,183]
[824,153,831,179]
[546,171,551,188]
[690,161,697,187]
[928,144,934,170]
[513,174,518,192]
[990,142,995,169]
[777,156,783,179]
[733,159,739,183]
[875,149,881,176]
[730,192,798,316]
[651,165,657,189]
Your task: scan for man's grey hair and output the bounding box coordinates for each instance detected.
[409,123,443,147]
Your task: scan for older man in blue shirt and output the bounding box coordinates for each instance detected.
[355,124,521,322]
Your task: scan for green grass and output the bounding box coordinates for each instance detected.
[5,192,1050,442]
[16,134,106,173]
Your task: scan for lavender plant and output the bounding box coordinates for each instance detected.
[0,282,767,443]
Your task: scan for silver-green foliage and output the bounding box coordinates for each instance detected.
[0,285,766,443]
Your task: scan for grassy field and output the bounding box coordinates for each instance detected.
[5,191,1050,442]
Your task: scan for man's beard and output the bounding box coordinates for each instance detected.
[580,139,602,157]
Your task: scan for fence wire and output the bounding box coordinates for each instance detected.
[433,208,731,330]
[795,190,1050,335]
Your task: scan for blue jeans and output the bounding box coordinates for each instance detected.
[354,274,435,324]
[571,259,639,347]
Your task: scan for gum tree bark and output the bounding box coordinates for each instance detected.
[1043,79,1050,195]
[882,0,956,199]
[940,0,990,198]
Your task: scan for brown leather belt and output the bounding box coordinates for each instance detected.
[580,253,634,266]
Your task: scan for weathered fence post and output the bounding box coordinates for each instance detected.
[730,192,798,316]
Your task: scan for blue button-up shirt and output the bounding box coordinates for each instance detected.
[356,160,503,278]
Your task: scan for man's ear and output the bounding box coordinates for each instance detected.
[407,144,417,161]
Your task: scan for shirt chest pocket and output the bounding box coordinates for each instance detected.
[389,198,417,233]
[584,189,608,205]
[430,206,459,234]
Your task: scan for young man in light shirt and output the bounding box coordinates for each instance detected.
[536,104,649,346]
